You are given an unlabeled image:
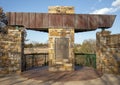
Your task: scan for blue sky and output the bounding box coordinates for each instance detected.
[0,0,120,44]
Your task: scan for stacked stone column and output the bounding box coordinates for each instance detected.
[0,26,24,74]
[96,30,120,74]
[48,6,74,71]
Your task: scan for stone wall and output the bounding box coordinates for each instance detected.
[96,30,120,74]
[0,26,24,74]
[48,6,74,71]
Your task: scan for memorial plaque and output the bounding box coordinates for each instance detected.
[55,38,69,61]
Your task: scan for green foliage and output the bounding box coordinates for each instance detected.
[75,54,96,68]
[74,39,96,68]
[74,39,96,54]
[74,44,81,52]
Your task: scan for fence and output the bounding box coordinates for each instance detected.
[24,53,96,70]
[24,53,48,70]
[75,53,96,68]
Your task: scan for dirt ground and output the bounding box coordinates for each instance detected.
[0,66,120,85]
[21,66,102,82]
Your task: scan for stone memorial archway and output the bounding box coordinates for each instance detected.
[0,6,116,74]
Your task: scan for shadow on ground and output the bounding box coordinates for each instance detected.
[21,66,102,82]
[1,66,120,85]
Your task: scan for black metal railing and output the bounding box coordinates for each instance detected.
[24,53,96,70]
[24,53,48,70]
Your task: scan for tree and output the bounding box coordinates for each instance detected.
[24,42,48,48]
[74,44,81,53]
[74,39,96,54]
[79,39,96,54]
[0,7,8,33]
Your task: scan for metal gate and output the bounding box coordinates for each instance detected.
[23,53,96,71]
[24,53,48,70]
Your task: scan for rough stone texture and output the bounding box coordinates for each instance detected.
[0,26,24,74]
[96,30,120,74]
[48,6,74,14]
[48,6,74,71]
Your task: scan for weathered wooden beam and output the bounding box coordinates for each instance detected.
[6,12,116,32]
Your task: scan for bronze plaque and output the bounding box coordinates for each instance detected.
[55,38,69,61]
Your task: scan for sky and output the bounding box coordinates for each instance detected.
[0,0,120,44]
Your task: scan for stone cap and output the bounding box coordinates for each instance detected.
[96,30,111,36]
[48,6,74,14]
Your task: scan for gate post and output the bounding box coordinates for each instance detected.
[0,26,25,74]
[48,6,75,71]
[96,30,119,74]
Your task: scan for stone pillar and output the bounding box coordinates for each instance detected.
[0,26,24,74]
[96,30,119,74]
[48,6,74,71]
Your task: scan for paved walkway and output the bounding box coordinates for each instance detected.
[0,67,120,85]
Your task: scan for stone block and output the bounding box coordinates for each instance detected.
[56,62,63,64]
[48,6,74,14]
[49,67,57,71]
[49,49,54,54]
[60,31,66,37]
[49,30,60,36]
[63,59,69,63]
[59,67,65,71]
[64,63,72,67]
